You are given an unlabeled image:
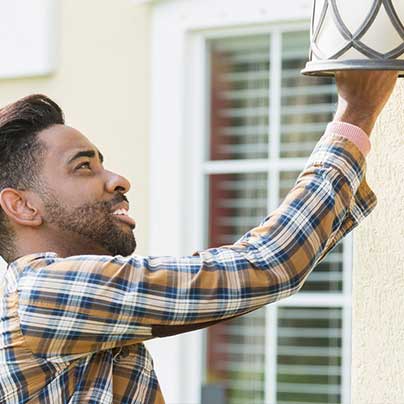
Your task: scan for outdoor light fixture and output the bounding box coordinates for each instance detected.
[302,0,404,77]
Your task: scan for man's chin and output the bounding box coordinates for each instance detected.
[121,241,137,256]
[106,235,137,257]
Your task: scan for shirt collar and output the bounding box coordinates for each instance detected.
[7,252,58,270]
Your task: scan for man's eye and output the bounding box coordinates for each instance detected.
[77,162,91,170]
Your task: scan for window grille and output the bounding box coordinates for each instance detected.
[202,28,349,404]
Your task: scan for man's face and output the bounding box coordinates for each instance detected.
[36,124,136,256]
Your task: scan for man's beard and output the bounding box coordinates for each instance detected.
[41,192,137,257]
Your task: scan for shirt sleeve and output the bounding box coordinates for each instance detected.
[17,130,377,359]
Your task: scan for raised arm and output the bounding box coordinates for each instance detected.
[17,71,397,358]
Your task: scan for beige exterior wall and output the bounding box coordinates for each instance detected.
[352,82,404,403]
[0,0,151,256]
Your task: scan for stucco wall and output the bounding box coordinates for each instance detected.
[0,0,151,262]
[352,81,404,403]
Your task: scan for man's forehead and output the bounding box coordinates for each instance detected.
[38,124,100,160]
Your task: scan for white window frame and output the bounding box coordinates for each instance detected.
[148,1,352,403]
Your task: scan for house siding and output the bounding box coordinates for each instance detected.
[352,81,404,403]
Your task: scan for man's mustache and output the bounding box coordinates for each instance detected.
[108,193,129,209]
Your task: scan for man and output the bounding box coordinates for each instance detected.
[0,70,398,403]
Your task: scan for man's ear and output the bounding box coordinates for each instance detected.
[0,188,43,227]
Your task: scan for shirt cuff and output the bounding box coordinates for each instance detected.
[324,121,371,157]
[303,130,367,196]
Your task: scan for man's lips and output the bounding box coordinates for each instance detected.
[111,202,136,228]
[113,213,136,229]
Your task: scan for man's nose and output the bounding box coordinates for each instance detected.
[105,171,131,194]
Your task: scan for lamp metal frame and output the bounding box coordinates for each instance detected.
[302,0,404,76]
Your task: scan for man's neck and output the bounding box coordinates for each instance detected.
[13,229,111,260]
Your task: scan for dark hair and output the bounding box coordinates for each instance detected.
[0,94,65,260]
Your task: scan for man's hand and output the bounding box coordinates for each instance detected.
[334,70,398,136]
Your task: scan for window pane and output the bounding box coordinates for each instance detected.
[204,309,266,404]
[208,173,268,246]
[209,35,270,161]
[280,31,337,158]
[204,172,268,404]
[277,307,343,404]
[280,171,344,293]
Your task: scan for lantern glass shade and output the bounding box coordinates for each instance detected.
[302,0,404,77]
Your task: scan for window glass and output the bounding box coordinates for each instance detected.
[205,309,266,404]
[205,172,268,403]
[209,36,270,161]
[280,31,337,158]
[277,307,343,404]
[209,173,268,246]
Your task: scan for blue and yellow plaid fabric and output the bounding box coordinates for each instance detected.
[0,133,376,403]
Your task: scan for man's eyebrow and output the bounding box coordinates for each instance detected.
[67,150,104,164]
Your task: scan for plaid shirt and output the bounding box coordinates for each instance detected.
[0,132,377,403]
